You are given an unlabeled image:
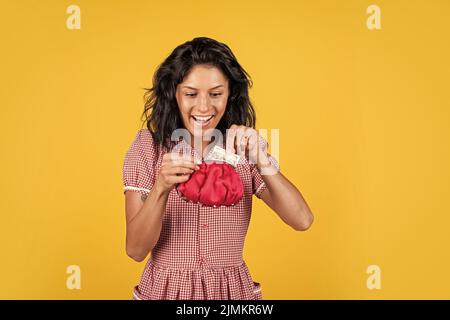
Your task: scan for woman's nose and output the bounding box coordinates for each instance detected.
[197,95,209,112]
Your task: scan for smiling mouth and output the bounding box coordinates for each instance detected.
[191,115,214,127]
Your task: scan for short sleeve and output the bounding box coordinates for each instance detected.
[122,129,157,195]
[251,135,280,199]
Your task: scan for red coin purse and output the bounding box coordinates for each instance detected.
[176,162,243,207]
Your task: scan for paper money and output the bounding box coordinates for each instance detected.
[204,145,240,167]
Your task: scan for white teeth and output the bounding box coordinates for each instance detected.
[192,115,214,122]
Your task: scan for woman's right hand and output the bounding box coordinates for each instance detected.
[155,152,200,193]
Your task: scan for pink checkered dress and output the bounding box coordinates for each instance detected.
[122,129,279,300]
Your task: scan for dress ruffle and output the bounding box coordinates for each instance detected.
[133,260,262,300]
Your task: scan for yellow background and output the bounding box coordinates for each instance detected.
[1,0,449,299]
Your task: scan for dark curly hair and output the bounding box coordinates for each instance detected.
[141,37,256,150]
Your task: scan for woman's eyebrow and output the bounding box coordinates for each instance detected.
[182,85,224,90]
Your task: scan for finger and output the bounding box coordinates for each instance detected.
[238,136,248,157]
[169,175,191,184]
[241,130,254,155]
[168,166,195,176]
[173,161,200,170]
[171,158,199,168]
[226,127,237,154]
[165,154,200,169]
[235,129,246,157]
[246,131,258,164]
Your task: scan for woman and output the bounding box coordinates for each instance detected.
[122,37,314,300]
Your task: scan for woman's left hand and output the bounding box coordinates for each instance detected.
[225,124,270,169]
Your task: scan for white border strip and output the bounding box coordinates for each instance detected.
[124,186,150,193]
[254,183,266,198]
[132,289,142,300]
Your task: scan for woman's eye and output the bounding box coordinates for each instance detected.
[184,92,222,97]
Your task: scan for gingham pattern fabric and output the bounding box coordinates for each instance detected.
[123,129,279,300]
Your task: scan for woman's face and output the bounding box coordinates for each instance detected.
[176,64,229,138]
